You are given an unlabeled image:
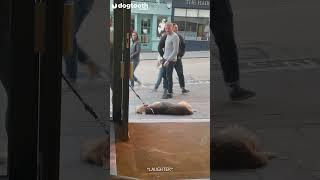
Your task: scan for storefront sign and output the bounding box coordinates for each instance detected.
[173,0,210,9]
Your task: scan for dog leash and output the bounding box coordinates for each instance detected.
[128,84,146,105]
[61,73,109,135]
[128,84,154,114]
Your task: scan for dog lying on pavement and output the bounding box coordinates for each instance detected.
[136,101,194,115]
[212,125,277,170]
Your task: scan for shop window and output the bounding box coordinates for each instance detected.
[186,9,198,17]
[174,8,187,17]
[140,17,151,45]
[173,8,210,41]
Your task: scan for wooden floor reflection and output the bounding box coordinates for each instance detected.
[115,122,210,179]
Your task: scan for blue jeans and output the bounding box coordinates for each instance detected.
[64,0,94,81]
[130,60,140,87]
[154,67,165,89]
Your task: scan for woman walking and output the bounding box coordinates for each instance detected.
[130,31,142,87]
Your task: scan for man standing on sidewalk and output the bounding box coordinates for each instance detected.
[158,23,190,94]
[159,22,180,99]
[211,0,256,101]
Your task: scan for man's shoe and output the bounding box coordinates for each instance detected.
[162,94,168,99]
[230,87,256,101]
[152,87,158,92]
[167,93,173,98]
[162,89,168,99]
[182,88,190,93]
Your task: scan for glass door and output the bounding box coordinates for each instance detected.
[140,16,152,50]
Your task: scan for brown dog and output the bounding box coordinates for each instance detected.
[81,136,138,180]
[212,125,277,170]
[136,101,194,115]
[81,137,109,168]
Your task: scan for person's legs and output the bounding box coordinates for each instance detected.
[162,67,169,98]
[154,67,164,90]
[164,61,175,98]
[64,0,96,81]
[174,58,189,93]
[130,61,140,87]
[211,0,255,101]
[64,38,78,82]
[211,0,239,84]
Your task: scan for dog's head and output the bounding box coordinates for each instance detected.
[178,101,193,114]
[136,104,149,114]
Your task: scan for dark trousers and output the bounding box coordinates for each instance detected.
[174,57,185,88]
[163,61,175,93]
[211,0,239,84]
[64,0,94,81]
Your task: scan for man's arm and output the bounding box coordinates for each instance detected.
[157,35,166,58]
[167,34,180,61]
[178,34,185,57]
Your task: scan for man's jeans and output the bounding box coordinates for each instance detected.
[163,61,175,94]
[211,0,240,84]
[64,0,94,81]
[154,67,165,89]
[174,57,185,88]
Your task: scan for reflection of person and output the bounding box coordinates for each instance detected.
[211,0,255,100]
[130,31,142,87]
[0,0,12,137]
[158,23,190,93]
[158,18,167,35]
[158,22,180,99]
[64,0,100,84]
[0,0,12,168]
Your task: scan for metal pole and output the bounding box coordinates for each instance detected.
[38,0,63,179]
[120,0,131,141]
[9,0,39,179]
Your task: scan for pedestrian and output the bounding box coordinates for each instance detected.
[153,32,166,91]
[130,31,142,87]
[63,0,101,84]
[158,22,180,99]
[158,23,189,94]
[211,0,255,101]
[153,53,165,91]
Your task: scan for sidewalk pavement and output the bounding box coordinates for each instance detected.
[140,51,209,61]
[212,63,320,180]
[128,57,210,122]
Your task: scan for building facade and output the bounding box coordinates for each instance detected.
[110,0,209,52]
[172,0,210,51]
[111,0,173,51]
